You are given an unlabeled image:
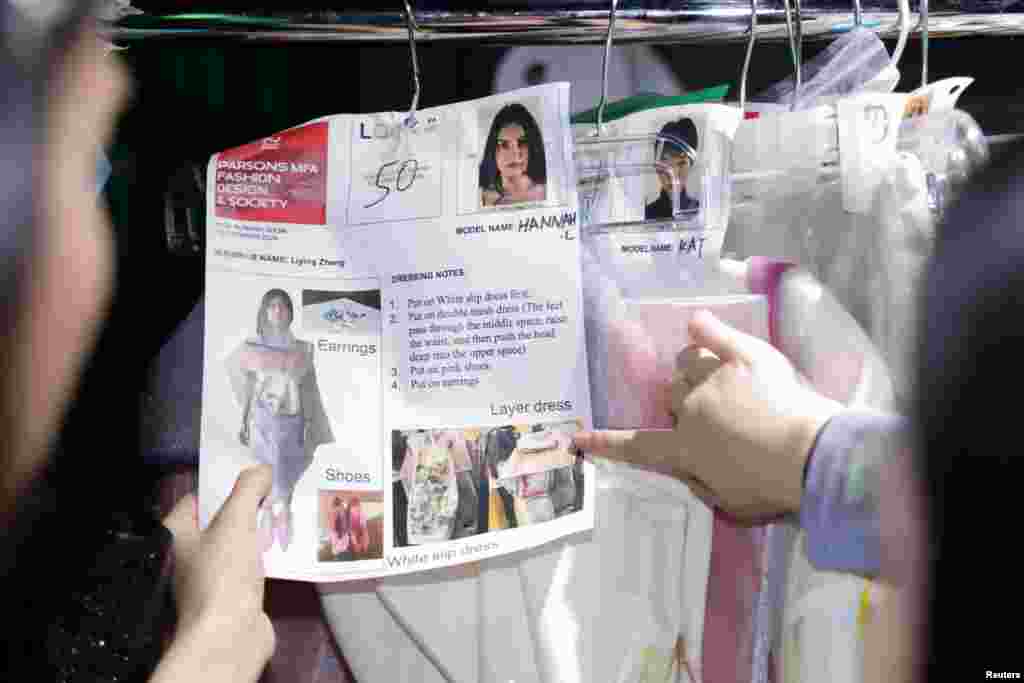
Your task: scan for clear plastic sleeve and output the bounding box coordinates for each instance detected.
[748,28,894,112]
[581,228,771,683]
[576,103,773,683]
[726,109,988,406]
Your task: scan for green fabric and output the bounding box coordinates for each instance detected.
[570,85,731,125]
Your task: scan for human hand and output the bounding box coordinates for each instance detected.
[155,466,275,682]
[574,310,842,521]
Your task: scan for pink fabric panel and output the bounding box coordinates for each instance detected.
[747,257,865,404]
[602,296,773,683]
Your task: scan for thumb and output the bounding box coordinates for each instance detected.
[164,492,199,538]
[675,345,723,384]
[211,464,272,533]
[163,492,201,560]
[687,310,768,366]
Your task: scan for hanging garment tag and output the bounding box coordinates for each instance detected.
[837,93,908,214]
[575,103,742,239]
[734,105,836,202]
[582,227,727,301]
[200,83,597,582]
[907,77,973,116]
[734,106,836,172]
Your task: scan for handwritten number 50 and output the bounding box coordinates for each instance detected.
[365,159,420,209]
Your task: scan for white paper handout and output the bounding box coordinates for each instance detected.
[200,83,594,582]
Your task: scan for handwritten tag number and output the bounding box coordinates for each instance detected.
[364,159,420,209]
[396,159,419,192]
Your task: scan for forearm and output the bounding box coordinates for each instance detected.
[150,635,248,682]
[800,411,908,575]
[150,619,268,683]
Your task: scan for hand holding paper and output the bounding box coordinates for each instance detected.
[157,466,275,683]
[575,310,842,520]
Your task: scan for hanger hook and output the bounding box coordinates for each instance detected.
[781,0,801,111]
[739,0,758,113]
[853,0,863,27]
[403,0,421,128]
[794,0,804,76]
[891,0,911,68]
[921,0,929,86]
[595,0,620,137]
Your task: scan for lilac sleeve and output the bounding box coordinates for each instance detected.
[799,411,908,575]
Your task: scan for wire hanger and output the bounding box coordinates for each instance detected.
[402,0,421,128]
[890,0,912,68]
[920,0,929,87]
[577,0,695,228]
[738,0,759,114]
[779,0,801,111]
[594,0,619,137]
[793,0,804,86]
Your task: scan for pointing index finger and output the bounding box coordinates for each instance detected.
[573,429,683,473]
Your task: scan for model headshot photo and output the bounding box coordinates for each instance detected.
[646,117,700,220]
[225,288,334,552]
[479,102,548,208]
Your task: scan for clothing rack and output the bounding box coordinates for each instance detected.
[106,7,1024,45]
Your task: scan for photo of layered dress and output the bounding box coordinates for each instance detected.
[493,424,580,527]
[392,419,584,547]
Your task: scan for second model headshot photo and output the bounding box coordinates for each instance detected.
[646,116,700,221]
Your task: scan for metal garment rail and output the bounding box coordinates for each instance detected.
[104,8,1024,44]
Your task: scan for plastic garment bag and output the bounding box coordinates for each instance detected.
[582,245,894,683]
[730,259,893,683]
[727,104,986,406]
[576,103,768,683]
[727,67,943,683]
[730,71,987,404]
[775,532,874,683]
[747,28,895,113]
[575,89,896,683]
[582,237,766,683]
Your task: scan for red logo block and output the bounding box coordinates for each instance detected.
[214,121,328,225]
